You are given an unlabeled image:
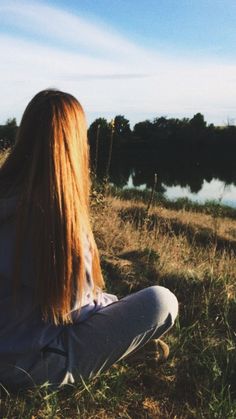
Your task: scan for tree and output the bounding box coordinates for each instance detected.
[5,117,17,128]
[190,113,206,131]
[0,117,18,148]
[88,117,110,148]
[133,120,153,140]
[88,118,110,137]
[153,116,168,130]
[114,115,131,136]
[88,118,111,175]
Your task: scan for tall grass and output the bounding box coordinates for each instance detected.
[110,185,236,220]
[0,152,235,418]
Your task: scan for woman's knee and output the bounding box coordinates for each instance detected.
[143,285,178,328]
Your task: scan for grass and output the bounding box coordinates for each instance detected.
[0,148,9,166]
[110,185,236,220]
[0,159,236,417]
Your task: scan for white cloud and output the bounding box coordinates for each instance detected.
[0,0,236,125]
[0,0,146,59]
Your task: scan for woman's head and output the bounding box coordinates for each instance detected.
[0,89,104,324]
[5,90,89,203]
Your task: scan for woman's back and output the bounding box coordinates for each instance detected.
[0,89,104,326]
[0,193,62,355]
[0,89,178,391]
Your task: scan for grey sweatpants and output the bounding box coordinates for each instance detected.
[1,286,178,390]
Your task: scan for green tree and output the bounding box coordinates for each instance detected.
[0,117,18,148]
[190,113,206,131]
[133,120,153,140]
[88,118,110,138]
[5,117,17,128]
[114,115,131,136]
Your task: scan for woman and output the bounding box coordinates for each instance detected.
[0,89,178,391]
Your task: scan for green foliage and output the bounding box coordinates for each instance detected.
[5,117,17,128]
[114,115,131,136]
[0,118,18,148]
[190,112,207,130]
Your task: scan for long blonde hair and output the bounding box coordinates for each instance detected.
[0,89,104,324]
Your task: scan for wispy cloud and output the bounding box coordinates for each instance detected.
[65,74,150,81]
[0,0,145,59]
[0,0,235,125]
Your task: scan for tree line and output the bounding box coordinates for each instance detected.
[88,112,236,150]
[1,113,236,181]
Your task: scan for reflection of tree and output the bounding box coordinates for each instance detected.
[189,179,204,194]
[109,157,131,188]
[103,145,236,194]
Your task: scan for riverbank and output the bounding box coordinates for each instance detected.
[110,185,236,219]
[1,190,235,418]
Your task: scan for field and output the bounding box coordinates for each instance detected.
[0,159,235,417]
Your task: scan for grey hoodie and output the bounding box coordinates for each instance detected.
[0,195,117,357]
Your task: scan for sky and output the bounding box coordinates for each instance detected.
[0,0,236,127]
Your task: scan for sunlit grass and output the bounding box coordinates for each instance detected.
[0,152,236,418]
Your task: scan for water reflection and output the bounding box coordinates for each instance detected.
[162,179,236,207]
[123,176,236,207]
[93,144,236,207]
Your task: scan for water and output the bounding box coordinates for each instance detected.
[124,176,236,208]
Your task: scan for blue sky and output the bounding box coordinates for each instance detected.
[0,0,236,126]
[46,0,236,58]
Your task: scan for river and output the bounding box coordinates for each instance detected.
[124,176,236,208]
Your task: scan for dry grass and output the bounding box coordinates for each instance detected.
[93,196,236,288]
[0,149,8,166]
[90,194,236,418]
[0,168,236,418]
